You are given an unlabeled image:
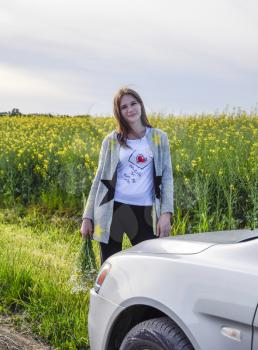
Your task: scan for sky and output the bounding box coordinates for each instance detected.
[0,0,258,116]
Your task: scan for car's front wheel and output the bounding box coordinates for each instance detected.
[119,316,194,350]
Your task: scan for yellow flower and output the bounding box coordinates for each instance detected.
[184,176,190,185]
[43,159,49,170]
[152,133,161,146]
[109,139,117,151]
[34,165,41,173]
[191,160,197,168]
[94,224,103,238]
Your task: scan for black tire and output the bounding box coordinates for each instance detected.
[119,316,194,350]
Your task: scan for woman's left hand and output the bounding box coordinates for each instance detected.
[157,213,172,237]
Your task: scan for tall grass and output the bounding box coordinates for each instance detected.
[0,210,100,349]
[0,113,257,231]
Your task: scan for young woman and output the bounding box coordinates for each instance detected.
[81,87,174,264]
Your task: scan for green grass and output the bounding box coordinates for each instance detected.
[0,209,101,349]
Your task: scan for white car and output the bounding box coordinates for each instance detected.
[88,229,258,350]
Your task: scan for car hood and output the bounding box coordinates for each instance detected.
[124,229,258,255]
[125,238,214,255]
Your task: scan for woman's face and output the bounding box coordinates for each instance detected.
[120,94,142,125]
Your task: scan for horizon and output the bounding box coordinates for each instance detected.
[1,104,258,118]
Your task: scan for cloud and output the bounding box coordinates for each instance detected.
[0,64,96,114]
[0,0,258,114]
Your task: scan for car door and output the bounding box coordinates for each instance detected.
[252,305,258,350]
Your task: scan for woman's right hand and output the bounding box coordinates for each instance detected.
[81,218,94,239]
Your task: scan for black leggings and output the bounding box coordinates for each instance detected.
[99,201,157,264]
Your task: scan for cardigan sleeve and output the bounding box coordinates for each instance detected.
[160,133,174,215]
[82,137,109,220]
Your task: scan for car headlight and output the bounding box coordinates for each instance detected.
[94,262,111,293]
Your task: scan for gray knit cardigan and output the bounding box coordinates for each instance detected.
[82,127,174,243]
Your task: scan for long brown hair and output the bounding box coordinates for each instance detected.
[113,86,152,147]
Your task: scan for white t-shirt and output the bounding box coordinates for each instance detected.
[114,127,154,206]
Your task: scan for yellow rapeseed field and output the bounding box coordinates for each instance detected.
[0,113,257,231]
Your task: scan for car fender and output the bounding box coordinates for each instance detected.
[119,296,200,350]
[99,253,256,350]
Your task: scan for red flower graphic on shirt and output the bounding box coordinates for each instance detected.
[136,154,147,163]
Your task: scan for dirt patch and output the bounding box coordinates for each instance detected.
[0,319,54,350]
